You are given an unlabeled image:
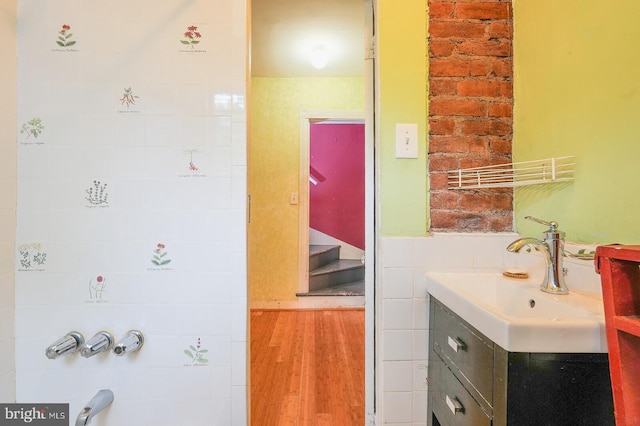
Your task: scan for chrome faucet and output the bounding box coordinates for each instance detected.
[507,216,569,295]
[75,389,114,426]
[113,330,144,356]
[45,331,84,359]
[80,331,114,358]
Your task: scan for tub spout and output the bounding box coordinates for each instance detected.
[75,389,114,426]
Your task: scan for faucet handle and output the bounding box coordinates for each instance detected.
[524,216,558,231]
[80,331,114,358]
[113,330,144,356]
[46,331,84,359]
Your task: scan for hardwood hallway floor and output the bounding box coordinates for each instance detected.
[250,309,365,425]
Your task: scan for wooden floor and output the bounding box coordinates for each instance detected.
[250,309,365,426]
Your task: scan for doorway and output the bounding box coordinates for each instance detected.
[297,112,366,297]
[248,0,376,421]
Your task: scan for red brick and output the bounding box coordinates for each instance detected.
[458,40,511,57]
[429,118,456,135]
[429,21,486,39]
[430,172,450,190]
[430,99,486,116]
[428,0,514,233]
[430,210,485,231]
[461,119,511,136]
[492,192,514,210]
[430,136,476,153]
[469,60,492,76]
[429,2,455,19]
[488,102,512,117]
[430,190,459,210]
[489,214,514,232]
[429,39,457,57]
[459,193,493,211]
[456,3,512,20]
[430,59,470,77]
[487,21,513,39]
[492,59,513,77]
[489,138,512,155]
[429,154,459,172]
[429,79,458,96]
[459,159,490,172]
[458,80,511,97]
[469,138,490,154]
[499,81,513,97]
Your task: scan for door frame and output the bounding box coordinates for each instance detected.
[298,110,366,295]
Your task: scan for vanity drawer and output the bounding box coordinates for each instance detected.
[429,352,491,426]
[431,299,494,404]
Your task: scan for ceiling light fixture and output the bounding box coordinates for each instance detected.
[310,44,328,69]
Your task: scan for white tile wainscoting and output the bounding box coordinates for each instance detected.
[378,233,602,425]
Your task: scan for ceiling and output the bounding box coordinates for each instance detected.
[250,0,365,78]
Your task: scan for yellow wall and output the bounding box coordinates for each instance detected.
[378,0,428,236]
[513,0,640,244]
[249,77,365,302]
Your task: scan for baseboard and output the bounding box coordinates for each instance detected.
[250,296,365,310]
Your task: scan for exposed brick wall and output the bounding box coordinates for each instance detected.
[428,0,514,232]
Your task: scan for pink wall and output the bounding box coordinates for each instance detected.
[310,123,365,249]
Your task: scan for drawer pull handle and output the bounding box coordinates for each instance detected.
[445,395,464,415]
[447,336,465,352]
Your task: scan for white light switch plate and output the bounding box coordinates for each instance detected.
[395,123,418,158]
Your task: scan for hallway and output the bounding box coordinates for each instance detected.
[250,309,365,425]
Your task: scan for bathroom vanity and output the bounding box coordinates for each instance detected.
[427,297,614,425]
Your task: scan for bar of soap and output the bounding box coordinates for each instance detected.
[503,269,529,279]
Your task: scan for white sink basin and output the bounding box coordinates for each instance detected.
[425,272,607,353]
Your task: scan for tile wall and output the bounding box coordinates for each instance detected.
[14,0,247,424]
[378,233,602,425]
[0,0,17,404]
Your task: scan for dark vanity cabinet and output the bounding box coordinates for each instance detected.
[427,297,614,426]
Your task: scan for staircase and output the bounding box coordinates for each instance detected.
[297,245,365,296]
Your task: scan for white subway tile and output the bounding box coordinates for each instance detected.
[381,238,413,268]
[383,391,413,424]
[383,268,414,299]
[383,299,413,330]
[383,330,413,361]
[383,361,412,392]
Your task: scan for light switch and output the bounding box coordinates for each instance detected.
[290,192,299,205]
[395,123,418,159]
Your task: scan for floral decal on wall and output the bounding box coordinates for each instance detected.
[20,117,45,143]
[17,243,47,271]
[184,338,209,366]
[180,25,202,49]
[86,180,109,207]
[54,24,78,51]
[89,275,107,301]
[151,243,171,266]
[119,87,140,110]
[179,149,206,178]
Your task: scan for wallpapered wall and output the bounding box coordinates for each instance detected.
[13,0,247,424]
[249,77,365,303]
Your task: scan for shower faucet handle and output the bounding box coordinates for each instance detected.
[80,331,114,358]
[113,330,144,356]
[46,331,85,359]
